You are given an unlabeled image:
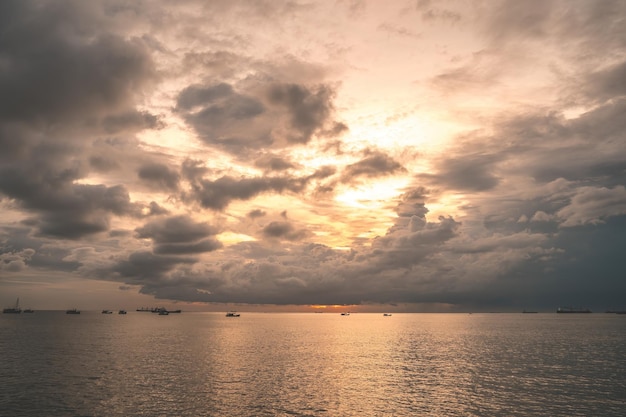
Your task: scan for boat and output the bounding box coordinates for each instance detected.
[3,298,22,314]
[556,306,592,314]
[23,308,34,313]
[341,312,350,316]
[136,307,152,312]
[225,311,240,317]
[168,309,182,313]
[383,313,392,316]
[522,310,538,313]
[101,310,113,314]
[118,310,127,314]
[158,310,169,315]
[66,308,81,314]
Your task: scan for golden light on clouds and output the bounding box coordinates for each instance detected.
[2,0,625,312]
[335,178,409,210]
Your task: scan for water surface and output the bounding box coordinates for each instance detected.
[1,312,625,416]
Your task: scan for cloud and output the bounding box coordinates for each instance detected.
[341,150,406,183]
[183,168,308,211]
[0,248,35,272]
[261,221,311,241]
[0,1,157,127]
[2,0,626,312]
[419,152,501,192]
[176,78,345,157]
[253,154,296,172]
[135,215,222,254]
[266,83,337,144]
[530,211,553,222]
[0,0,160,241]
[137,163,181,191]
[112,251,197,282]
[247,209,267,219]
[0,177,144,239]
[557,186,626,227]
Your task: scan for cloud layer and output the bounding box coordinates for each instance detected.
[1,0,626,311]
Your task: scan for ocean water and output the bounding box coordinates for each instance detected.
[1,312,625,417]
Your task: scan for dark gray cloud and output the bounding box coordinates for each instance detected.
[247,209,267,219]
[261,221,311,241]
[138,163,181,191]
[0,226,79,272]
[102,111,162,135]
[176,79,345,157]
[480,0,626,55]
[266,83,336,144]
[341,150,406,183]
[0,0,160,241]
[0,1,156,126]
[253,154,296,172]
[113,251,197,282]
[0,165,144,238]
[184,171,308,211]
[176,83,236,110]
[136,215,222,254]
[419,152,501,192]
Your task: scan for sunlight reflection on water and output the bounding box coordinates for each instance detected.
[1,312,625,416]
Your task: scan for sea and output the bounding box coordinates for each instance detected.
[1,312,625,417]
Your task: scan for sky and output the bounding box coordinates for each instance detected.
[1,0,626,312]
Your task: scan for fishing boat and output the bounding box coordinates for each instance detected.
[118,310,127,314]
[3,298,22,314]
[383,313,392,316]
[101,310,113,314]
[341,312,350,316]
[66,308,81,314]
[225,311,240,317]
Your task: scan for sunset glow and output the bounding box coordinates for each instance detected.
[2,0,626,312]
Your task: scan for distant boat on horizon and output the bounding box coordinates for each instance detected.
[557,306,592,314]
[522,310,538,313]
[118,309,127,314]
[341,312,350,316]
[226,311,240,317]
[383,313,392,316]
[101,310,113,314]
[152,307,180,314]
[3,298,22,314]
[66,308,80,314]
[23,308,34,313]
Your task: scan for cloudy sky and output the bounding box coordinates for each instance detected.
[1,0,626,312]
